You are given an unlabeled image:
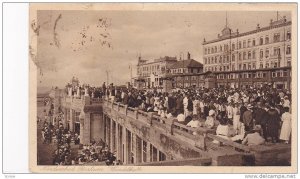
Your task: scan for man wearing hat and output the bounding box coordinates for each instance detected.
[243,104,254,133]
[242,125,265,146]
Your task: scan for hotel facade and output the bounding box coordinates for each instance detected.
[201,16,291,89]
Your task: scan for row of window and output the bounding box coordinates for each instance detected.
[204,60,291,72]
[204,31,291,55]
[204,45,291,65]
[140,65,160,72]
[174,70,289,82]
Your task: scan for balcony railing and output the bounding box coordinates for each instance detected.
[103,99,251,153]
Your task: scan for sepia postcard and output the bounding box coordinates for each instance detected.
[29,3,297,173]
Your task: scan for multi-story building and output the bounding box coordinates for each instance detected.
[203,16,291,73]
[135,56,177,88]
[171,16,291,90]
[169,52,203,75]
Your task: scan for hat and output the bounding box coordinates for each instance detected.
[209,110,215,116]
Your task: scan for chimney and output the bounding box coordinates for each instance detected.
[283,16,287,22]
[203,38,206,43]
[236,29,239,35]
[187,52,191,60]
[256,24,260,30]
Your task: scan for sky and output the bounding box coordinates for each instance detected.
[35,10,291,90]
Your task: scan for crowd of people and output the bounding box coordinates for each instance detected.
[102,82,292,146]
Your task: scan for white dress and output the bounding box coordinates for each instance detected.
[193,100,199,115]
[280,112,291,141]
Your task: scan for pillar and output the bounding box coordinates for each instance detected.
[79,117,84,144]
[115,123,120,160]
[82,112,91,145]
[122,127,128,164]
[63,108,68,128]
[131,134,137,164]
[69,109,74,132]
[146,142,151,162]
[110,119,115,153]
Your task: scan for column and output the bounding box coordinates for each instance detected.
[83,112,91,144]
[63,108,68,128]
[146,142,151,162]
[110,119,115,153]
[79,117,84,144]
[131,134,137,164]
[69,109,74,132]
[115,123,120,160]
[123,127,128,164]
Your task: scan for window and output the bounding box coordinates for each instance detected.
[243,40,246,48]
[287,61,291,67]
[248,40,251,47]
[252,39,256,46]
[266,63,269,68]
[232,65,235,71]
[248,51,251,59]
[263,73,267,78]
[219,56,222,63]
[272,72,276,78]
[283,70,288,77]
[265,36,269,44]
[252,51,256,59]
[239,53,242,60]
[232,43,235,50]
[232,54,235,61]
[239,41,242,49]
[208,57,210,64]
[227,56,230,63]
[208,48,210,54]
[253,73,256,78]
[224,44,228,51]
[248,64,251,70]
[223,56,225,63]
[204,48,207,54]
[243,52,247,60]
[215,46,217,53]
[265,49,269,58]
[253,63,256,69]
[239,64,242,70]
[211,48,214,53]
[274,47,281,56]
[260,37,263,45]
[274,62,278,68]
[243,64,246,70]
[286,45,291,54]
[260,63,263,69]
[287,31,291,40]
[220,45,223,52]
[260,50,263,59]
[274,33,280,42]
[204,58,207,64]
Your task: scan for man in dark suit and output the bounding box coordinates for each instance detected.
[253,102,268,139]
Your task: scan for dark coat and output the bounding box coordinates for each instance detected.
[253,107,268,125]
[267,108,280,138]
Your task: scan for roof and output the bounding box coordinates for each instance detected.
[137,56,177,66]
[203,20,291,45]
[169,59,203,69]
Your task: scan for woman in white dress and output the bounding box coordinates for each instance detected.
[232,103,241,135]
[280,107,291,144]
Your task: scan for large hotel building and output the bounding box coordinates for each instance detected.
[134,15,292,91]
[202,16,291,89]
